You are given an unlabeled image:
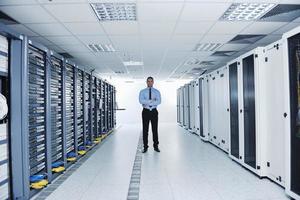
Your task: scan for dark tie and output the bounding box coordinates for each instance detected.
[149,88,152,100]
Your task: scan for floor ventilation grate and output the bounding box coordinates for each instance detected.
[127,133,143,200]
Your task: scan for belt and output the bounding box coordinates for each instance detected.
[143,108,157,111]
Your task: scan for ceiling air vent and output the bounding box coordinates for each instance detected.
[194,43,222,52]
[228,34,266,44]
[211,51,237,57]
[259,4,300,22]
[220,3,276,21]
[199,61,216,68]
[90,3,137,21]
[123,61,143,66]
[114,70,126,74]
[88,44,115,52]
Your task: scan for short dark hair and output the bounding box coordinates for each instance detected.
[147,76,154,81]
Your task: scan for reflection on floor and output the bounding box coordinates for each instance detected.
[44,123,290,200]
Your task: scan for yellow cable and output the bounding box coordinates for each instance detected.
[78,150,86,155]
[30,180,49,189]
[52,166,65,173]
[67,157,76,162]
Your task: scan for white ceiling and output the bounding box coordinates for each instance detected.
[1,0,300,81]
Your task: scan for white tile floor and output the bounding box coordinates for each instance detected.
[45,123,290,200]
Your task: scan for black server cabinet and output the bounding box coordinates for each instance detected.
[76,69,85,150]
[96,79,102,137]
[65,63,76,160]
[84,73,92,145]
[100,80,105,134]
[199,78,204,137]
[288,33,300,195]
[103,82,108,133]
[113,86,116,127]
[27,44,50,191]
[242,55,256,169]
[91,76,97,139]
[229,62,239,159]
[49,55,65,172]
[108,85,113,131]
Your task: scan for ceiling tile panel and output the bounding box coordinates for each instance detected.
[138,2,183,22]
[180,2,231,21]
[43,3,97,22]
[26,23,71,36]
[0,5,56,23]
[64,22,106,35]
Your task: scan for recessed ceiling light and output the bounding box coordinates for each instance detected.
[123,61,143,66]
[220,3,276,21]
[90,3,137,21]
[88,44,115,53]
[194,43,222,52]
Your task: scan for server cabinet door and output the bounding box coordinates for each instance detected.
[202,77,209,140]
[199,78,204,137]
[194,80,200,135]
[263,44,285,185]
[242,54,256,169]
[229,62,239,159]
[189,83,195,131]
[221,68,230,151]
[288,34,300,195]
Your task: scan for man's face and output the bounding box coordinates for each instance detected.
[147,78,154,87]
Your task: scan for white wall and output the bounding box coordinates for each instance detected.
[108,79,188,125]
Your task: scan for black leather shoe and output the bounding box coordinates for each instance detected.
[142,148,148,153]
[154,147,160,152]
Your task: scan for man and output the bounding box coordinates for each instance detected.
[139,77,161,153]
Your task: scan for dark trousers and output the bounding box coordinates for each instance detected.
[142,108,159,149]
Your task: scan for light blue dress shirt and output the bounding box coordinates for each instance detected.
[139,87,161,111]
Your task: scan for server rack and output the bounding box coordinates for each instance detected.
[113,86,116,128]
[201,75,209,141]
[228,59,240,161]
[179,87,184,126]
[91,76,97,139]
[193,80,200,135]
[183,84,189,129]
[107,84,112,131]
[84,73,92,146]
[97,79,103,136]
[198,78,205,138]
[65,62,76,160]
[238,48,266,177]
[188,82,195,132]
[76,68,85,152]
[283,27,300,200]
[26,42,52,196]
[0,34,9,200]
[49,53,65,174]
[100,80,106,134]
[262,41,285,186]
[104,82,108,134]
[94,78,100,139]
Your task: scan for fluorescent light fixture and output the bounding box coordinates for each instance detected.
[194,43,222,52]
[90,3,137,21]
[88,44,115,52]
[123,61,143,66]
[220,3,276,21]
